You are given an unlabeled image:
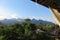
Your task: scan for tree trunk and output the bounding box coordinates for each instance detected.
[55,37,60,40]
[49,7,60,27]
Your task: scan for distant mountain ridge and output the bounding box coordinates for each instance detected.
[30,19,54,25]
[0,18,54,25]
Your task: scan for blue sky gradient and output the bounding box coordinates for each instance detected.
[0,0,55,23]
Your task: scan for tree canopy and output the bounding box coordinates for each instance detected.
[0,19,59,40]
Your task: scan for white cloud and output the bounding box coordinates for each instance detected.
[0,7,8,20]
[0,6,20,20]
[10,13,20,19]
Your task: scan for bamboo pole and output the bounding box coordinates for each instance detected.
[49,7,60,27]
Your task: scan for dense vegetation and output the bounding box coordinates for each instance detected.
[0,19,59,40]
[50,0,60,6]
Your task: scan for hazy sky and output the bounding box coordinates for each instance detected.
[0,0,55,23]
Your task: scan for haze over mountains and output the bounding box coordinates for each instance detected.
[0,18,55,25]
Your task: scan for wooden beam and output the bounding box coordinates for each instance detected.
[32,0,60,12]
[49,7,60,26]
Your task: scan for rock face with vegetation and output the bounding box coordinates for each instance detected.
[0,19,59,40]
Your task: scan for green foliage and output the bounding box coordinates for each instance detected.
[50,0,60,6]
[25,18,31,22]
[54,0,60,5]
[0,20,59,40]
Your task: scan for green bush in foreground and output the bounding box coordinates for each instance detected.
[0,21,59,40]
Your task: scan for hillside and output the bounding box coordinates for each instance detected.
[0,18,54,25]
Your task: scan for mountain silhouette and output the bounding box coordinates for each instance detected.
[0,18,54,25]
